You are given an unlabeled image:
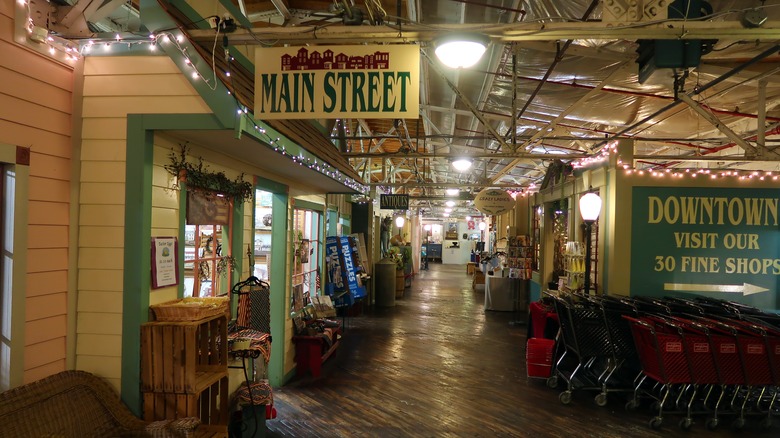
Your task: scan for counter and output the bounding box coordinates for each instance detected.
[442,243,471,264]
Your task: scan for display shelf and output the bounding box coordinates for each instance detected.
[506,235,533,280]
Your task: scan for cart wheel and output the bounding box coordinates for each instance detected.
[625,399,639,411]
[705,418,718,430]
[559,391,573,405]
[679,418,693,430]
[546,376,559,389]
[595,393,608,407]
[760,418,772,430]
[731,418,745,430]
[649,417,663,430]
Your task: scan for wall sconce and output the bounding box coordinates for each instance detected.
[435,33,489,68]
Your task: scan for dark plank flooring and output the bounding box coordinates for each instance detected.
[266,263,777,437]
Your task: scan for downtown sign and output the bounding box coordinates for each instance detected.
[254,45,419,119]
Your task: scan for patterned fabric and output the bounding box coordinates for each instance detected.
[236,380,273,406]
[228,329,272,363]
[234,283,270,334]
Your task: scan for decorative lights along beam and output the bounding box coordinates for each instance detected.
[343,152,775,162]
[188,21,780,45]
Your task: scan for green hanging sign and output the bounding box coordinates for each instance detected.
[631,186,780,310]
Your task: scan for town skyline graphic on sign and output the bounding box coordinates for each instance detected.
[281,47,390,71]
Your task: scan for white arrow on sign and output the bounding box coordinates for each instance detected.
[663,282,769,296]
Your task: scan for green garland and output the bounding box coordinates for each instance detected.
[164,145,253,202]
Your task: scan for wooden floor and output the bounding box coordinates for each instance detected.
[265,264,777,437]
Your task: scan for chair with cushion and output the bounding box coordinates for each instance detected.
[0,370,200,438]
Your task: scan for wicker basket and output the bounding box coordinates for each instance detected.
[150,296,229,322]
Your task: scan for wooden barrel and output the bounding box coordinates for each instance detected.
[395,269,405,298]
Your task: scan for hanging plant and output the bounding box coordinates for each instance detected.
[216,255,238,278]
[165,145,253,202]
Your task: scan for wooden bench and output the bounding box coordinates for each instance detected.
[292,323,342,378]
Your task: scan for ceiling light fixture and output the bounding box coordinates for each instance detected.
[445,200,456,207]
[452,158,472,172]
[445,188,459,196]
[435,33,489,68]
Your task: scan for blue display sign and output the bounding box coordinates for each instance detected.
[631,186,779,310]
[325,236,366,301]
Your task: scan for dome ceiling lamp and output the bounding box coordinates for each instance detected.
[452,158,473,172]
[434,33,490,69]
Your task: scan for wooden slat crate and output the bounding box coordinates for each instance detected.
[141,314,228,393]
[143,375,229,434]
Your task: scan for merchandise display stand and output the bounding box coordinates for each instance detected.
[506,235,532,326]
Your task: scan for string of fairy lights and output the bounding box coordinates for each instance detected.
[18,0,368,193]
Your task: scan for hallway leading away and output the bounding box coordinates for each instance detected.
[266,264,776,437]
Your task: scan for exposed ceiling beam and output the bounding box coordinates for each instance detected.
[189,21,780,45]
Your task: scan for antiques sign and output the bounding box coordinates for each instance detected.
[380,194,409,210]
[631,186,779,309]
[254,45,419,119]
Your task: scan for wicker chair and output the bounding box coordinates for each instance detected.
[0,370,199,438]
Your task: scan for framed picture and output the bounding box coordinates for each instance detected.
[445,222,458,240]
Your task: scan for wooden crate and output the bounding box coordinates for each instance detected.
[143,375,229,433]
[141,314,228,393]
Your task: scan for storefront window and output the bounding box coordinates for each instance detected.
[532,205,542,271]
[183,223,230,297]
[254,190,273,282]
[291,207,322,312]
[552,201,569,286]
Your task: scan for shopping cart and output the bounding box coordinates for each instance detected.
[623,315,694,429]
[549,293,616,405]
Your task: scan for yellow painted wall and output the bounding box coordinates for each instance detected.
[78,55,211,390]
[0,0,74,385]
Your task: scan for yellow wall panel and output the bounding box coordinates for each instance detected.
[151,227,178,237]
[84,56,182,76]
[82,95,211,118]
[77,291,123,313]
[77,312,122,335]
[151,207,179,230]
[76,334,122,357]
[26,248,68,273]
[152,163,175,188]
[26,293,66,322]
[0,95,70,135]
[81,161,126,183]
[0,35,73,91]
[78,269,123,292]
[75,355,121,379]
[23,359,66,385]
[0,119,71,159]
[151,185,178,210]
[81,117,127,140]
[25,315,67,346]
[79,204,125,227]
[24,337,66,370]
[84,74,200,98]
[80,182,125,204]
[78,225,124,248]
[29,153,70,180]
[0,65,72,113]
[150,288,178,305]
[27,225,68,249]
[29,176,70,202]
[28,201,68,225]
[81,139,126,161]
[78,247,124,270]
[27,271,68,297]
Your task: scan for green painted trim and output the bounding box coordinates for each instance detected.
[256,175,288,194]
[340,214,351,221]
[122,115,155,415]
[140,0,238,129]
[327,210,338,237]
[293,199,325,212]
[177,181,187,298]
[268,191,289,387]
[232,200,244,281]
[218,0,253,29]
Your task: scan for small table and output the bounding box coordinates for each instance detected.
[466,262,478,275]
